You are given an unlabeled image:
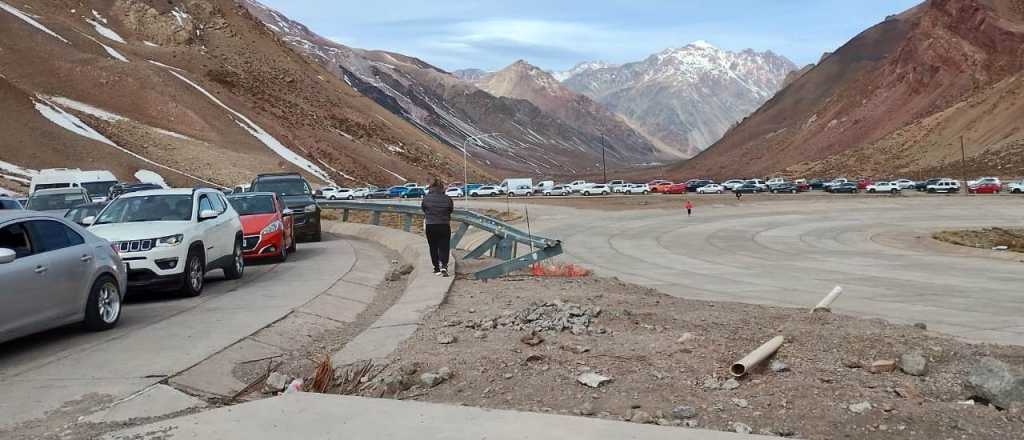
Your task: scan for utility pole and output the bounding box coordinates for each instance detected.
[961,136,968,196]
[601,136,608,183]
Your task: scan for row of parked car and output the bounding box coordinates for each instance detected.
[0,172,324,345]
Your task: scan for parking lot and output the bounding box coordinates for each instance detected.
[462,193,1024,346]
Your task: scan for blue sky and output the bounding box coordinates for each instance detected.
[258,0,921,71]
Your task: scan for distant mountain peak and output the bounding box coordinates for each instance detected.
[689,39,716,49]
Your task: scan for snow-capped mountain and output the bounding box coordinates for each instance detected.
[551,61,617,82]
[562,41,796,157]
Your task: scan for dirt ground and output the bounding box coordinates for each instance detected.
[349,275,1024,439]
[934,228,1024,253]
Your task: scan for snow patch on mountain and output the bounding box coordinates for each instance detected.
[0,1,69,43]
[85,18,125,44]
[552,61,615,82]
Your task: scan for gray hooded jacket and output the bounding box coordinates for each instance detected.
[421,190,454,225]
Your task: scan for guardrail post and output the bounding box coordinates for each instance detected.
[465,235,501,260]
[495,237,515,260]
[370,211,381,226]
[450,222,469,249]
[342,209,349,222]
[402,214,413,232]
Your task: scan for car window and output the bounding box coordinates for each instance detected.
[27,220,83,253]
[199,195,215,213]
[209,193,227,213]
[0,222,34,258]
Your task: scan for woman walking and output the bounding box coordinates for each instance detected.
[421,180,454,277]
[684,199,694,217]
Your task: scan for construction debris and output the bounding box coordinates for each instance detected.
[577,372,612,388]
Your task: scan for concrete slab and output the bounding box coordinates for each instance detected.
[324,280,378,304]
[298,294,367,323]
[107,393,757,440]
[169,338,281,398]
[331,324,418,365]
[84,384,206,424]
[249,311,348,349]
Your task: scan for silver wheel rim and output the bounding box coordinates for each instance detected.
[98,282,120,323]
[189,256,203,291]
[234,242,244,274]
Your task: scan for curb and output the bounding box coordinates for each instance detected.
[322,222,454,365]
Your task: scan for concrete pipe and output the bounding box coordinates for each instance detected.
[811,286,843,313]
[730,335,785,377]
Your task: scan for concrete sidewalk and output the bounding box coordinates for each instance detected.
[108,393,760,440]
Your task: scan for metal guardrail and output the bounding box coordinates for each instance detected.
[319,200,563,280]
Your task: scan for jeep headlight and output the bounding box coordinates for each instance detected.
[304,204,318,213]
[155,234,184,247]
[261,220,282,235]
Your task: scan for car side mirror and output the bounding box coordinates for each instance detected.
[282,208,294,216]
[0,248,15,264]
[81,216,96,226]
[199,209,219,221]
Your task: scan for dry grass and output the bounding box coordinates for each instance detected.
[933,227,1024,252]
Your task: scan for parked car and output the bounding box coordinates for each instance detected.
[807,179,826,190]
[768,180,793,191]
[968,182,1001,194]
[697,184,725,194]
[403,182,420,189]
[686,179,715,193]
[823,178,849,191]
[648,181,673,193]
[722,179,746,190]
[108,182,164,200]
[664,183,687,195]
[856,178,873,190]
[65,202,108,226]
[365,188,391,199]
[351,188,370,198]
[795,181,812,192]
[745,179,769,191]
[607,180,627,192]
[322,187,354,200]
[927,179,960,194]
[470,186,501,197]
[769,182,800,193]
[1008,180,1024,194]
[25,188,92,215]
[507,185,534,197]
[86,188,243,296]
[915,178,942,191]
[581,184,611,196]
[866,181,901,194]
[623,184,651,195]
[893,179,916,190]
[544,185,569,195]
[0,211,126,343]
[227,192,295,262]
[401,187,426,198]
[445,187,464,198]
[0,196,23,210]
[567,180,590,193]
[388,186,410,198]
[766,177,786,187]
[734,183,764,194]
[251,174,321,242]
[831,182,859,193]
[969,177,1001,187]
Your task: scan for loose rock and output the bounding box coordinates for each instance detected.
[436,334,456,345]
[577,402,595,416]
[671,405,697,420]
[520,331,545,346]
[677,332,696,343]
[420,372,446,388]
[899,351,929,376]
[849,401,872,414]
[577,372,612,388]
[264,371,291,394]
[733,422,753,435]
[913,322,928,330]
[770,360,789,373]
[732,398,750,408]
[630,411,652,424]
[868,360,897,374]
[967,357,1024,409]
[722,378,741,390]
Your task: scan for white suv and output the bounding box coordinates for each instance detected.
[1008,181,1024,194]
[926,179,961,194]
[321,187,354,200]
[581,184,611,196]
[87,188,244,296]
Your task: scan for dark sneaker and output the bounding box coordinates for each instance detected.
[440,268,449,277]
[432,268,441,276]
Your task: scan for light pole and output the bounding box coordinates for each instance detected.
[600,135,609,183]
[462,133,502,206]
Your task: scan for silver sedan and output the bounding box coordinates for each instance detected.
[0,211,126,344]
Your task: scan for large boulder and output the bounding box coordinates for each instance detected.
[967,357,1024,409]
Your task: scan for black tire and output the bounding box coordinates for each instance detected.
[312,226,323,242]
[224,236,244,280]
[868,189,875,193]
[643,191,649,195]
[84,274,121,331]
[277,241,289,262]
[347,195,354,200]
[891,189,898,194]
[180,248,205,297]
[287,225,297,252]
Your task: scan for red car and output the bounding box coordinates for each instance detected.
[968,183,1001,194]
[649,181,674,193]
[227,192,295,262]
[856,178,873,190]
[664,183,687,194]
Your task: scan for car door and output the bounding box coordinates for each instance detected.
[0,220,53,339]
[207,193,234,262]
[195,193,221,264]
[26,219,92,322]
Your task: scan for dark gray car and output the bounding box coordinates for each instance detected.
[25,187,92,216]
[0,211,126,344]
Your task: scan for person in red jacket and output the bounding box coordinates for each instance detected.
[684,199,694,216]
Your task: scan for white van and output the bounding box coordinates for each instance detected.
[533,180,555,194]
[30,168,83,193]
[499,178,533,195]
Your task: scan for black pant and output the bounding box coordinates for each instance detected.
[425,224,451,271]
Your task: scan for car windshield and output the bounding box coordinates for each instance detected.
[26,192,88,211]
[66,205,103,223]
[81,181,117,198]
[256,180,310,196]
[228,195,276,215]
[0,199,21,209]
[95,194,193,224]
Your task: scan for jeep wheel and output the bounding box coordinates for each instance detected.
[180,249,205,297]
[224,237,244,280]
[84,275,121,331]
[312,226,323,242]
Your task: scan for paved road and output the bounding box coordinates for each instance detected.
[476,195,1024,346]
[0,234,371,430]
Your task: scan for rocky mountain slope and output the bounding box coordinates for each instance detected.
[243,0,661,176]
[673,0,1024,179]
[561,41,797,158]
[469,60,659,162]
[0,0,491,195]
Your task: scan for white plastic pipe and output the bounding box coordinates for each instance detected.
[731,336,785,377]
[811,286,843,313]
